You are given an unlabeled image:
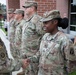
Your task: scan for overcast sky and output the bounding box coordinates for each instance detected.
[0,0,6,5]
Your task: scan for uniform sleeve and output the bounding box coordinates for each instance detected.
[9,20,17,43]
[15,25,22,50]
[35,21,45,36]
[60,38,73,73]
[15,21,26,49]
[31,15,45,36]
[28,51,40,63]
[61,39,74,60]
[28,35,45,63]
[0,58,22,73]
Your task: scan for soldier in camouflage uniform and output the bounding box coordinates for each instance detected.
[8,9,16,40]
[20,0,44,75]
[8,9,22,74]
[68,37,76,73]
[13,9,26,74]
[23,10,74,75]
[8,9,17,56]
[0,8,16,75]
[0,38,21,75]
[12,9,26,59]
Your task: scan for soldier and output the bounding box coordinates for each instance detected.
[12,9,25,58]
[8,8,16,41]
[10,9,26,75]
[23,10,74,75]
[19,0,44,75]
[0,9,23,75]
[0,38,21,75]
[8,9,22,74]
[8,8,17,50]
[0,8,16,75]
[8,9,15,39]
[68,37,76,73]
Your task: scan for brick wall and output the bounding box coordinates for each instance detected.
[8,0,20,9]
[35,0,56,16]
[20,0,27,18]
[7,0,20,20]
[20,0,56,16]
[56,0,69,18]
[7,0,69,19]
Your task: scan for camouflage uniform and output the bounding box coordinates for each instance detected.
[0,19,17,75]
[0,38,21,75]
[14,19,26,58]
[7,8,15,39]
[12,9,26,75]
[0,9,22,75]
[9,19,16,43]
[67,44,76,73]
[0,9,21,75]
[8,8,15,42]
[9,19,22,74]
[21,13,44,75]
[21,1,44,75]
[9,19,17,58]
[27,10,75,75]
[29,31,72,75]
[9,9,25,59]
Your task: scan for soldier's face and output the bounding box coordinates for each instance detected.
[25,7,32,16]
[8,13,14,19]
[25,7,31,15]
[43,20,58,33]
[14,14,21,20]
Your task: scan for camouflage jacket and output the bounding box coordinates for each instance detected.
[9,19,17,43]
[0,38,21,73]
[29,31,73,75]
[21,13,44,75]
[13,19,26,58]
[21,13,44,58]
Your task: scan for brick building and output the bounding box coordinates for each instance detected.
[6,0,76,33]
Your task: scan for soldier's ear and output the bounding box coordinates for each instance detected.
[30,6,35,11]
[53,20,58,25]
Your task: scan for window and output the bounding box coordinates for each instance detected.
[70,0,76,31]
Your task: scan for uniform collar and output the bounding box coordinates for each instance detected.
[26,13,37,22]
[46,31,60,41]
[16,19,24,26]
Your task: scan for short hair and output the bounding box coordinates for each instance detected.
[22,13,24,17]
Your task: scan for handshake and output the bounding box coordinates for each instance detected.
[22,58,31,69]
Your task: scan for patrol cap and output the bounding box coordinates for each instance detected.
[0,10,4,14]
[8,8,14,14]
[14,9,24,14]
[22,0,37,8]
[40,10,61,22]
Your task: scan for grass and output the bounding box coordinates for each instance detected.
[69,71,76,75]
[1,28,7,34]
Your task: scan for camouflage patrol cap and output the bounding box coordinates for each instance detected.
[8,8,14,14]
[40,10,61,22]
[0,10,3,14]
[22,0,37,8]
[14,9,24,14]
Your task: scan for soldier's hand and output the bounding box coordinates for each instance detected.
[22,59,30,69]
